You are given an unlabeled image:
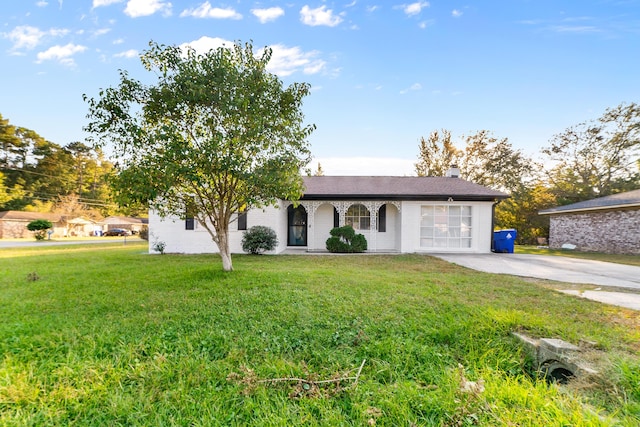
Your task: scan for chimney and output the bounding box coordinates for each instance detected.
[446,164,460,178]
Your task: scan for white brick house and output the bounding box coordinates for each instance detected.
[149,175,508,254]
[539,189,640,255]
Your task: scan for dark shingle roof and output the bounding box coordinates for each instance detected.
[0,211,63,221]
[539,189,640,215]
[301,176,508,201]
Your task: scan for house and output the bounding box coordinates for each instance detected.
[0,211,65,238]
[149,175,509,254]
[101,216,148,234]
[539,189,640,255]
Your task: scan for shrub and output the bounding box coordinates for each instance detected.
[326,225,367,253]
[139,226,149,241]
[152,239,166,255]
[242,226,278,255]
[26,219,53,241]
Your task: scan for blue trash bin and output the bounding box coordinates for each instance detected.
[493,229,517,253]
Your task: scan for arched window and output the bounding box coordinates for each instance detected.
[345,204,370,230]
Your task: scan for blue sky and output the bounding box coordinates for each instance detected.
[2,1,639,175]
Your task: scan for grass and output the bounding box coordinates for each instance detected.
[1,242,639,426]
[516,245,640,267]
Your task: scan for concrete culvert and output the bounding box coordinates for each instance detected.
[540,360,575,384]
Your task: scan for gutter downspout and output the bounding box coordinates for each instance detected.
[491,199,501,252]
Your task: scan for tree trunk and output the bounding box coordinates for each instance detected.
[217,227,234,272]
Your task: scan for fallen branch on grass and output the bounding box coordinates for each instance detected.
[257,358,367,387]
[227,359,367,398]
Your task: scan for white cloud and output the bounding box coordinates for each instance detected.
[300,5,343,27]
[113,38,125,44]
[114,49,138,58]
[452,9,463,18]
[402,1,429,16]
[36,43,87,66]
[267,44,326,76]
[312,157,416,176]
[178,37,326,78]
[124,0,171,18]
[400,83,422,94]
[180,2,241,19]
[3,25,69,51]
[36,1,48,7]
[419,19,435,29]
[93,28,111,37]
[251,7,284,23]
[93,0,123,7]
[179,36,231,55]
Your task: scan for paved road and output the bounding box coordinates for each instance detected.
[0,237,141,248]
[432,253,640,310]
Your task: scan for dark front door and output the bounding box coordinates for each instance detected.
[287,205,307,246]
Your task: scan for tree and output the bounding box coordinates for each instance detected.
[0,114,20,170]
[27,219,53,241]
[542,102,640,204]
[84,41,315,271]
[459,130,532,194]
[415,129,532,194]
[414,129,460,177]
[0,172,11,206]
[494,182,557,244]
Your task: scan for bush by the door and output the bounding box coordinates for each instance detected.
[326,225,367,253]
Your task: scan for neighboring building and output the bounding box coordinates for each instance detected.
[102,216,148,234]
[149,175,508,254]
[0,211,65,238]
[539,189,640,255]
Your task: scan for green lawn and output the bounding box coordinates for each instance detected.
[516,245,640,267]
[1,242,638,426]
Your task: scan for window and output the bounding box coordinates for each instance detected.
[377,204,386,232]
[345,204,370,230]
[237,210,247,231]
[420,205,472,248]
[185,199,196,230]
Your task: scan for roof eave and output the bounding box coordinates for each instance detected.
[301,194,508,201]
[539,202,640,215]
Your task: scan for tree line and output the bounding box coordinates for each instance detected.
[0,113,144,219]
[414,102,640,244]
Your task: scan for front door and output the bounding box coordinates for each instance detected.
[287,205,307,246]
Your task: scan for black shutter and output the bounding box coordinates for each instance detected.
[333,207,339,228]
[185,199,196,230]
[238,211,247,230]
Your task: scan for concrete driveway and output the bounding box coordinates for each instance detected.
[433,253,640,311]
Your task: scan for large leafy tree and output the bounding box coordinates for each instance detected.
[415,129,531,194]
[84,41,315,271]
[542,102,640,204]
[414,129,459,177]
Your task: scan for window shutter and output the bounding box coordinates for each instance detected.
[185,199,196,230]
[238,211,247,230]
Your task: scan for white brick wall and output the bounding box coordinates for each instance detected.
[149,199,497,254]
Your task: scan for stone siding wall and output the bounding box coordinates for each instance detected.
[548,208,640,254]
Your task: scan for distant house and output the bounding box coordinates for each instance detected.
[539,189,640,255]
[150,175,509,254]
[102,216,148,234]
[0,211,65,238]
